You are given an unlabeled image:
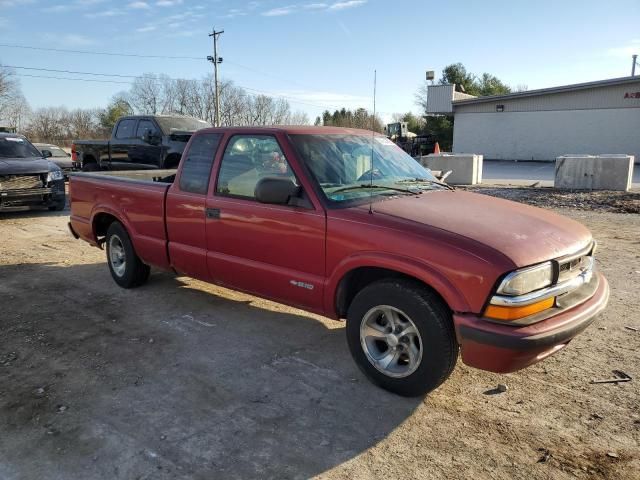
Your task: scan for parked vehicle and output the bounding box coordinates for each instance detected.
[0,133,65,212]
[33,143,74,175]
[68,126,609,396]
[72,115,211,172]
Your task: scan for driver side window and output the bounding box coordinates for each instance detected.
[216,135,297,199]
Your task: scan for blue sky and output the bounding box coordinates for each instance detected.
[0,0,638,123]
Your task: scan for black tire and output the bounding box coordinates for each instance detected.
[105,221,150,288]
[48,202,65,211]
[346,279,458,397]
[82,161,100,172]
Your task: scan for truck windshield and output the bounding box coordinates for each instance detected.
[0,136,43,159]
[156,117,211,133]
[290,133,442,204]
[35,145,69,157]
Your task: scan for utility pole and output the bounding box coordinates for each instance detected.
[632,54,638,77]
[207,28,224,127]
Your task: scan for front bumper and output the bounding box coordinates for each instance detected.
[0,181,66,211]
[453,272,609,373]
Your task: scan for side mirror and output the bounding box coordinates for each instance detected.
[42,150,52,158]
[255,176,300,205]
[142,131,152,143]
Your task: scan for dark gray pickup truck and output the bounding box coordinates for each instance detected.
[72,115,211,171]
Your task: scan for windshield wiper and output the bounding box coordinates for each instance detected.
[395,178,455,191]
[329,184,421,195]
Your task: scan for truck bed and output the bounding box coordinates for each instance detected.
[69,170,176,270]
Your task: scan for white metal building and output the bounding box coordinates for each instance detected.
[426,77,640,161]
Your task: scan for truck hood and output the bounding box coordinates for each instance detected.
[0,157,53,175]
[367,190,592,267]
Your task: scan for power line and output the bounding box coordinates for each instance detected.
[9,72,132,85]
[4,64,140,79]
[0,43,204,60]
[0,42,365,101]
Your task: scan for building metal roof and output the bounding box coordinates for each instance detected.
[452,76,640,106]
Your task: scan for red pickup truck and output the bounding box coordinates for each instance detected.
[69,126,609,396]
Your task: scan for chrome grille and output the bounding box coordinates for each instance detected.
[558,251,593,283]
[0,175,43,190]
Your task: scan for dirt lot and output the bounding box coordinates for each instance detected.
[1,191,639,480]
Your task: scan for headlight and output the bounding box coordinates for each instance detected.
[47,170,64,182]
[497,261,553,296]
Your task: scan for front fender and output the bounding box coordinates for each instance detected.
[324,252,472,318]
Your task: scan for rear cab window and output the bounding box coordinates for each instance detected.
[115,119,136,139]
[179,133,223,194]
[136,119,159,138]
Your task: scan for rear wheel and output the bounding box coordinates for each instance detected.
[82,161,100,172]
[105,221,150,288]
[346,279,458,397]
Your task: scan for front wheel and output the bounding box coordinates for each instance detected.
[105,221,150,288]
[346,279,458,397]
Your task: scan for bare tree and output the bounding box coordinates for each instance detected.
[124,73,310,127]
[289,111,310,125]
[128,74,163,114]
[25,107,68,143]
[2,93,30,131]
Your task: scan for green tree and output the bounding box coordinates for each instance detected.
[439,63,478,95]
[99,97,133,132]
[319,107,383,132]
[423,115,453,150]
[415,63,513,149]
[476,73,511,96]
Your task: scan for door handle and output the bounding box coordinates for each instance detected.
[205,208,221,219]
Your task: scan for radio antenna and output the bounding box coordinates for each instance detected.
[368,69,376,215]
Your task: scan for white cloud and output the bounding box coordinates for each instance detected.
[0,0,35,7]
[85,9,125,18]
[128,1,150,9]
[303,2,327,9]
[262,5,296,16]
[328,0,366,10]
[260,1,366,17]
[156,0,184,6]
[41,33,96,47]
[223,8,247,18]
[136,24,157,32]
[42,0,108,13]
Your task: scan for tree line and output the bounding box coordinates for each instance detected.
[1,62,517,150]
[0,65,310,146]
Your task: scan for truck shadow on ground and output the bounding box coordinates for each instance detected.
[0,262,422,480]
[0,206,69,220]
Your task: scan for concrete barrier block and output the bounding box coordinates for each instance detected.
[418,153,483,185]
[554,154,634,191]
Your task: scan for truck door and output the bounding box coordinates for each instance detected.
[135,119,163,169]
[166,132,223,280]
[110,118,139,170]
[204,133,326,313]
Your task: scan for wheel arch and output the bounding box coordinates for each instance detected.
[82,153,97,165]
[328,255,471,319]
[90,208,132,249]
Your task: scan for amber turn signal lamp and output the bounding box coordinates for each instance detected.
[484,297,555,321]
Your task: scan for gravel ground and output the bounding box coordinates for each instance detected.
[466,187,640,214]
[0,197,638,480]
